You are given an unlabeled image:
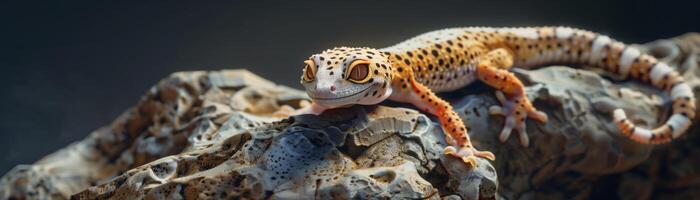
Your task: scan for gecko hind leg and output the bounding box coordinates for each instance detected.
[476,48,548,147]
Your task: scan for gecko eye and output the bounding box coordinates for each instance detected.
[346,60,371,83]
[302,60,315,82]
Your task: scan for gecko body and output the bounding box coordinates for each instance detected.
[298,27,696,167]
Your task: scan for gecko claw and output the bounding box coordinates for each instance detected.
[443,146,495,168]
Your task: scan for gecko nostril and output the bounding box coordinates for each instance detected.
[330,85,336,92]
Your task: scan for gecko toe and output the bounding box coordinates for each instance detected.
[495,91,507,105]
[498,115,516,143]
[489,105,504,115]
[516,123,529,147]
[444,146,495,168]
[529,110,549,123]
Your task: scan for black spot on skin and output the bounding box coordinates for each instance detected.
[407,52,413,57]
[404,59,411,65]
[319,57,325,61]
[431,50,439,57]
[428,64,434,70]
[395,54,402,60]
[372,91,378,96]
[398,67,404,72]
[374,70,379,75]
[329,71,334,75]
[435,44,443,49]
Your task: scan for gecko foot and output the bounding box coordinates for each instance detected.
[488,91,548,147]
[444,146,496,168]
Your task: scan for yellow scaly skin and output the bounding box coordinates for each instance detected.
[297,26,696,168]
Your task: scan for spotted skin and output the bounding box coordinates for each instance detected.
[299,26,696,167]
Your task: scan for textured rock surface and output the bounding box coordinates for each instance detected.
[1,33,699,200]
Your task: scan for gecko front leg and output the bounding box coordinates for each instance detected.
[476,48,548,147]
[389,67,495,167]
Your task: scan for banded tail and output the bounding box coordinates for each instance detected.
[497,26,696,144]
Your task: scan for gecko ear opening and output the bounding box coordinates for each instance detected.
[346,60,372,83]
[302,60,316,82]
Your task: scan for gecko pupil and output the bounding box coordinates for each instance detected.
[349,63,369,81]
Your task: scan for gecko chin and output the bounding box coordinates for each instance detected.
[307,83,387,108]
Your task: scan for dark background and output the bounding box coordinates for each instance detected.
[1,0,698,174]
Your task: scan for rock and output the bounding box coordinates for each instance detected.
[1,34,700,200]
[70,102,494,199]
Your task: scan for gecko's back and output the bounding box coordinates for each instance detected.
[381,27,652,92]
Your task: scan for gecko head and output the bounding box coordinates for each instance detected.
[300,47,394,108]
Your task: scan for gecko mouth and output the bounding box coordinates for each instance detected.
[310,84,375,101]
